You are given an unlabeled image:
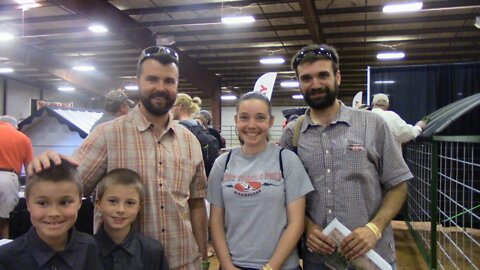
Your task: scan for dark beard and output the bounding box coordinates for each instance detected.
[140,91,175,116]
[302,82,339,110]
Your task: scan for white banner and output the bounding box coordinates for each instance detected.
[352,91,363,109]
[253,72,277,100]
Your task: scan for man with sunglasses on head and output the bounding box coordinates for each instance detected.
[28,46,209,270]
[279,44,412,270]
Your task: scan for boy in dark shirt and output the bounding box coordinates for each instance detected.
[0,159,103,270]
[94,168,169,270]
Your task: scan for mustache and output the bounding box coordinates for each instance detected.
[149,91,169,98]
[309,87,327,94]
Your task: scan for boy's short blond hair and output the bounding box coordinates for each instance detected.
[96,168,144,202]
[26,159,82,199]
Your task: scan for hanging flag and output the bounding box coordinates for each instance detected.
[253,72,277,100]
[352,91,363,109]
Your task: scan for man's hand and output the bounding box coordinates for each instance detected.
[415,120,427,130]
[305,221,335,255]
[340,226,377,260]
[27,150,79,176]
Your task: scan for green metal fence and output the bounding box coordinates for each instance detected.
[404,136,480,270]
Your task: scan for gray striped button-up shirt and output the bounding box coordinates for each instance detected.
[280,101,412,264]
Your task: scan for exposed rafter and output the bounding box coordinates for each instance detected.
[47,0,221,97]
[297,0,326,44]
[1,41,117,94]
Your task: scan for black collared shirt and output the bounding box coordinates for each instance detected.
[94,226,168,270]
[0,227,103,270]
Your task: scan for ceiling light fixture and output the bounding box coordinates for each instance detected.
[125,85,138,91]
[259,57,285,65]
[221,16,255,24]
[73,65,95,71]
[292,94,304,100]
[58,86,75,92]
[15,0,39,10]
[0,68,14,73]
[377,52,405,60]
[221,95,237,100]
[475,16,480,29]
[88,24,108,33]
[280,81,299,88]
[374,80,395,84]
[383,2,423,13]
[0,33,14,41]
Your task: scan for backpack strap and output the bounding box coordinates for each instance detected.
[279,148,285,179]
[179,120,192,128]
[292,115,305,154]
[224,150,233,172]
[224,148,284,177]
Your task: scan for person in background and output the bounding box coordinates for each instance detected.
[196,110,226,149]
[173,93,220,178]
[0,115,33,239]
[90,89,134,132]
[371,93,427,146]
[28,45,208,270]
[282,114,300,129]
[171,93,202,123]
[95,168,169,270]
[280,44,412,269]
[208,92,313,270]
[0,160,103,270]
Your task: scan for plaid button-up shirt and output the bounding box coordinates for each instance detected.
[75,105,207,270]
[280,102,412,264]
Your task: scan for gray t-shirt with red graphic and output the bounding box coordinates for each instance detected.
[207,143,313,270]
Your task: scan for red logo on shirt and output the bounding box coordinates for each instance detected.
[234,181,262,196]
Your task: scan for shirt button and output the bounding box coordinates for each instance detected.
[162,228,165,232]
[325,150,329,154]
[161,205,164,209]
[326,169,331,173]
[159,161,162,165]
[322,133,326,137]
[159,183,162,187]
[328,209,332,214]
[327,189,331,193]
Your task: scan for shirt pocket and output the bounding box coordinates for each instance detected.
[342,142,369,179]
[163,157,197,206]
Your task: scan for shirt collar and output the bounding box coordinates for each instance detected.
[96,226,138,257]
[302,101,352,132]
[28,227,77,269]
[130,104,175,134]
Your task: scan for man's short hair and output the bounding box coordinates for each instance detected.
[291,44,340,75]
[26,159,83,199]
[0,115,18,129]
[372,93,390,108]
[136,46,179,78]
[104,89,134,113]
[96,168,144,202]
[197,110,212,125]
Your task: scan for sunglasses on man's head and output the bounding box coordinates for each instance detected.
[293,47,338,70]
[138,46,179,64]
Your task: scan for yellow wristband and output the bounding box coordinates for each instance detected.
[366,222,382,240]
[262,263,273,270]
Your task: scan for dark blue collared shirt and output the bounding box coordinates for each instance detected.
[94,226,168,270]
[0,227,103,270]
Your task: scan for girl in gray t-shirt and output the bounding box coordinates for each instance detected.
[207,92,313,270]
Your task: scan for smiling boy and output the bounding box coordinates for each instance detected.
[94,168,168,270]
[0,160,103,270]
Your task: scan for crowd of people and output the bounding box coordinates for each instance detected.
[0,43,421,270]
